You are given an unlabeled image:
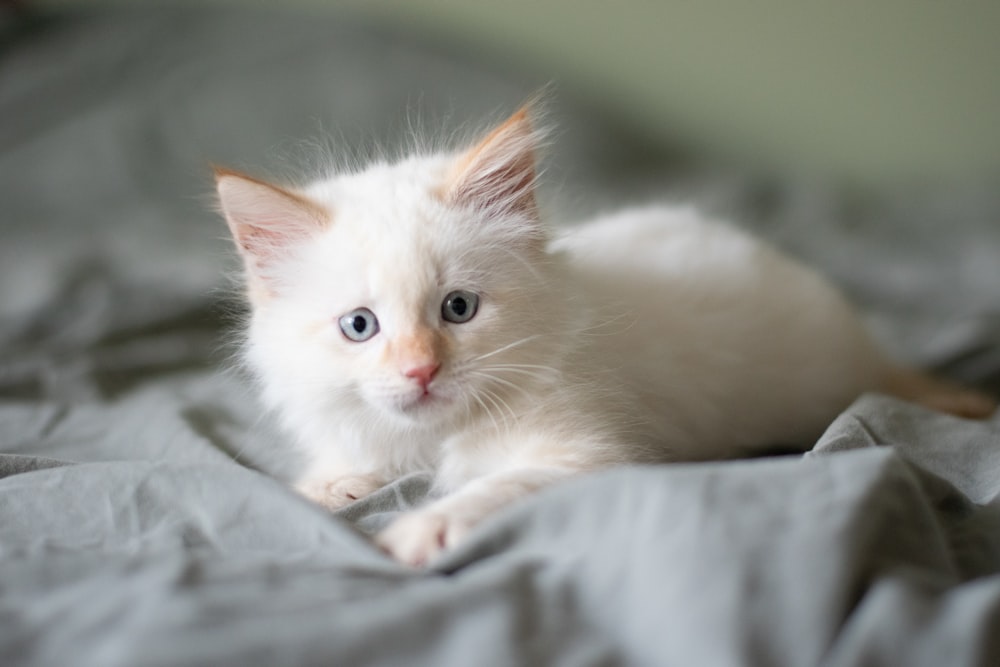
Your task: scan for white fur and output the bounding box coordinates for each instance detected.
[217,113,900,566]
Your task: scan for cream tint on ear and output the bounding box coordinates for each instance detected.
[441,106,542,224]
[214,168,329,302]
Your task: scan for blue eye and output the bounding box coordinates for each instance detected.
[442,290,479,324]
[339,308,379,342]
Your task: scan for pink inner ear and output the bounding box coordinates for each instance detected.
[215,170,329,270]
[238,223,298,261]
[460,151,536,214]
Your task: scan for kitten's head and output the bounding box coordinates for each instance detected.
[216,107,569,431]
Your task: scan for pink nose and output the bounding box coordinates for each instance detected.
[403,363,440,389]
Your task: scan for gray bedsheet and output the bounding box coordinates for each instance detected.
[2,7,1000,666]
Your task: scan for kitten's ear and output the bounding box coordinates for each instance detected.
[214,168,328,281]
[443,105,541,219]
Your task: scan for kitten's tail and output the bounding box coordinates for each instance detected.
[884,367,997,419]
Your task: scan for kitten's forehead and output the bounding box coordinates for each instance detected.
[305,155,450,214]
[326,158,456,256]
[294,155,481,311]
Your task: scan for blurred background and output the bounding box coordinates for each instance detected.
[19,0,1000,184]
[344,0,1000,185]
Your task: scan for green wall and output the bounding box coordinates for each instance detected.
[338,1,1000,183]
[36,0,1000,183]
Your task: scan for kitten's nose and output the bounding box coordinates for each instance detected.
[403,363,440,389]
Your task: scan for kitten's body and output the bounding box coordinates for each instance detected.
[217,106,993,566]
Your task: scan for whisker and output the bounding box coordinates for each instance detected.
[471,391,502,436]
[469,370,533,401]
[478,363,560,381]
[478,386,506,425]
[471,334,544,362]
[479,386,516,431]
[491,388,519,425]
[575,311,637,337]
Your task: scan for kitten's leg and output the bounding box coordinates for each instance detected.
[295,473,388,511]
[884,367,996,419]
[375,467,574,567]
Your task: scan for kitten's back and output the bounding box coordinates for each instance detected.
[554,205,889,458]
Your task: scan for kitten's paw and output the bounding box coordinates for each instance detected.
[375,510,474,568]
[294,474,386,511]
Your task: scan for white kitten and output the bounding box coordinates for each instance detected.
[215,105,994,566]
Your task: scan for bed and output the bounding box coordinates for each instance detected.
[2,6,1000,666]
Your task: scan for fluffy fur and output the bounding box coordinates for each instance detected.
[215,104,995,566]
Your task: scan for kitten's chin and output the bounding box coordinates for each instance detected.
[379,390,459,426]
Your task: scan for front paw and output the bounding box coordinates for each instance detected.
[294,474,385,511]
[375,509,475,568]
